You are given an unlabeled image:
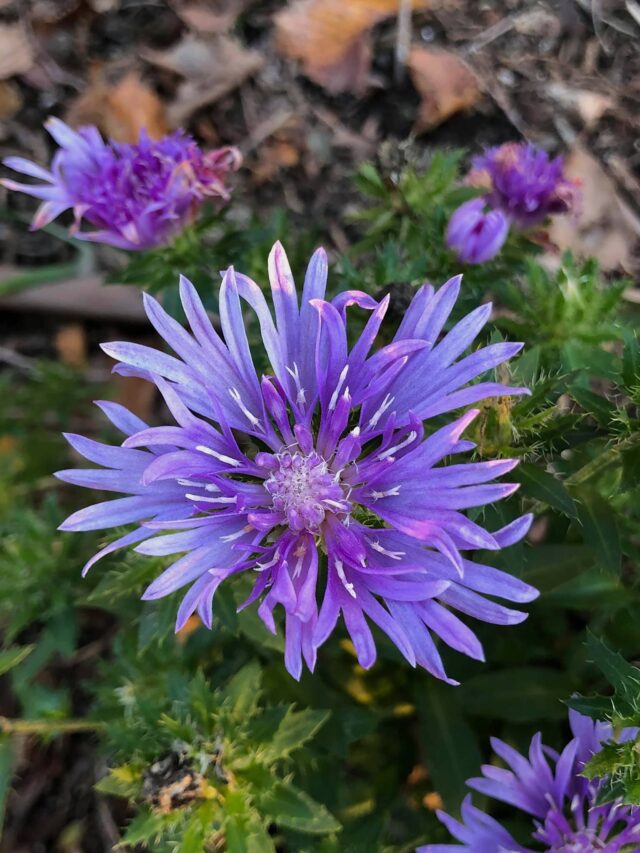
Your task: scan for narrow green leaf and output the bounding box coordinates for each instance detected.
[0,645,34,676]
[226,661,263,717]
[458,668,568,722]
[575,488,622,575]
[585,631,640,709]
[0,734,14,836]
[415,680,481,811]
[516,463,577,517]
[117,808,165,847]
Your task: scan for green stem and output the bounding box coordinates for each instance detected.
[0,262,80,297]
[0,716,105,735]
[565,432,640,487]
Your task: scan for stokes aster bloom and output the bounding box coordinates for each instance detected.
[419,709,640,853]
[446,199,509,265]
[57,243,537,680]
[470,142,579,229]
[1,118,240,250]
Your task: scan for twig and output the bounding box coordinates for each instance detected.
[0,716,105,735]
[466,16,515,55]
[240,111,295,157]
[395,0,412,84]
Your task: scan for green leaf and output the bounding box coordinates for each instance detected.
[0,734,14,833]
[415,680,481,811]
[585,631,640,710]
[458,668,569,722]
[566,694,615,721]
[258,782,340,834]
[622,328,640,390]
[118,808,165,847]
[568,385,616,427]
[575,488,622,575]
[225,661,263,717]
[0,645,34,676]
[261,708,330,764]
[516,463,577,517]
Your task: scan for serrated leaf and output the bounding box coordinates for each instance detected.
[516,463,577,517]
[568,385,616,427]
[118,808,165,847]
[260,708,330,764]
[585,631,640,712]
[622,328,640,390]
[95,765,139,799]
[225,661,263,717]
[575,488,622,575]
[566,694,614,721]
[0,644,34,676]
[258,782,340,834]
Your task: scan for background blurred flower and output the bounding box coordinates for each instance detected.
[471,142,580,229]
[446,198,509,264]
[1,118,241,251]
[57,243,534,681]
[419,709,640,852]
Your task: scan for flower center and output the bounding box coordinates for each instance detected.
[262,450,348,532]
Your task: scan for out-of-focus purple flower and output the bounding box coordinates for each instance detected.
[56,242,535,680]
[446,198,509,265]
[471,142,580,229]
[1,118,241,250]
[419,709,640,852]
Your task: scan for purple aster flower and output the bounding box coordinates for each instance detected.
[419,709,640,853]
[446,199,509,265]
[57,242,536,680]
[1,118,241,250]
[470,142,580,229]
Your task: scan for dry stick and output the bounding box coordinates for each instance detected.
[0,716,105,735]
[395,0,412,85]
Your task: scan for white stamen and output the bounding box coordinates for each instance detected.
[368,394,394,429]
[369,486,401,501]
[195,445,241,467]
[366,538,405,560]
[178,479,221,492]
[351,426,361,437]
[286,362,307,409]
[328,365,349,411]
[335,559,356,598]
[377,431,417,461]
[221,524,253,543]
[229,387,262,429]
[323,499,349,511]
[255,552,280,572]
[185,493,236,505]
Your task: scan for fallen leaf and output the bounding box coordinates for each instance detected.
[66,69,169,142]
[0,24,34,80]
[408,46,481,132]
[0,81,22,121]
[252,138,301,184]
[548,147,639,272]
[171,0,251,33]
[54,323,87,368]
[547,83,614,128]
[142,35,263,126]
[275,0,429,95]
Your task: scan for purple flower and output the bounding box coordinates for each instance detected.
[446,199,509,265]
[419,709,640,852]
[57,242,536,680]
[1,118,241,250]
[471,142,580,229]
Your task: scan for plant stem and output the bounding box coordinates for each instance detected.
[0,716,105,735]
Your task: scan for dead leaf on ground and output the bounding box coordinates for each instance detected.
[275,0,429,95]
[142,34,263,126]
[54,323,87,368]
[66,69,169,142]
[0,81,22,121]
[548,146,639,272]
[170,0,252,33]
[408,46,481,133]
[0,24,34,80]
[252,137,302,184]
[547,83,614,129]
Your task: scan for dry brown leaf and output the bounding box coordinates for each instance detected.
[548,147,639,272]
[275,0,429,95]
[547,83,614,129]
[0,24,34,80]
[252,138,301,184]
[171,0,252,33]
[66,70,169,142]
[0,81,22,121]
[142,35,263,126]
[54,323,87,368]
[408,46,481,133]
